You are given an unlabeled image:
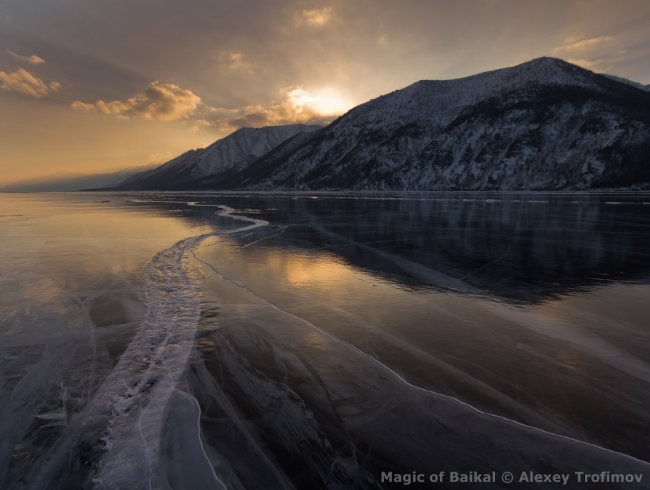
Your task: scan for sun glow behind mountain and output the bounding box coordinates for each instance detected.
[287,87,354,117]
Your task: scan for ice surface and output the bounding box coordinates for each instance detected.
[2,192,649,489]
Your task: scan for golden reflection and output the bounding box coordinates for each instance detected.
[0,194,210,290]
[262,250,351,288]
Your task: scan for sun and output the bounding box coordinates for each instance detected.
[288,86,353,116]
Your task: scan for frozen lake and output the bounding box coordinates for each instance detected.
[1,192,649,489]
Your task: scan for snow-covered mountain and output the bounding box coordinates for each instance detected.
[220,58,650,190]
[603,74,650,92]
[117,124,321,190]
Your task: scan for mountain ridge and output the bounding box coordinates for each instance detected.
[225,57,650,191]
[116,124,322,190]
[115,57,650,192]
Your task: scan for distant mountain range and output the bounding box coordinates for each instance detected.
[117,124,321,190]
[0,165,158,193]
[10,57,648,193]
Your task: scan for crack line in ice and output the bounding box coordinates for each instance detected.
[28,205,266,490]
[188,392,227,489]
[189,250,650,467]
[241,225,288,248]
[94,205,266,489]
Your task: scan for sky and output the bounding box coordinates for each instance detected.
[1,0,649,184]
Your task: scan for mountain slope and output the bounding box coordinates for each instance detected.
[224,58,650,191]
[603,74,650,92]
[117,124,321,190]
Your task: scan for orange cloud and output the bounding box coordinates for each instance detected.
[8,50,46,65]
[71,81,202,121]
[71,80,350,132]
[0,67,60,98]
[295,7,333,27]
[554,36,615,55]
[219,51,253,72]
[70,100,96,112]
[199,86,352,131]
[552,36,617,73]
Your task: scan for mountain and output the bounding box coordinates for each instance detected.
[0,165,159,192]
[603,74,650,92]
[117,124,321,190]
[214,57,650,191]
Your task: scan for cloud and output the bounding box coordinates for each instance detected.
[198,86,352,132]
[295,7,333,27]
[553,36,614,55]
[70,100,96,112]
[219,51,253,72]
[553,36,617,73]
[71,81,202,121]
[8,50,46,65]
[71,80,350,133]
[0,67,61,98]
[565,58,602,71]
